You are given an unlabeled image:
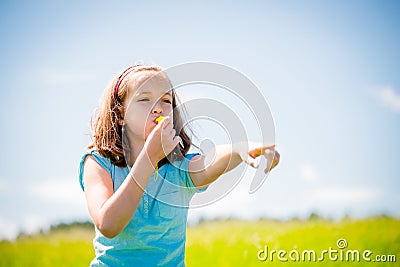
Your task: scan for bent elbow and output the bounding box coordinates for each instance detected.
[96,221,121,239]
[101,229,119,239]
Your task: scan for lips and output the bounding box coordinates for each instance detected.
[154,116,165,124]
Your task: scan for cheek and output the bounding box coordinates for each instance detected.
[165,105,173,115]
[125,109,148,130]
[126,105,150,120]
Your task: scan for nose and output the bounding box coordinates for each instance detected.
[152,102,162,114]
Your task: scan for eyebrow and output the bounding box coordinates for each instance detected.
[135,91,172,97]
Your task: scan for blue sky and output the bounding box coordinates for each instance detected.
[0,0,399,239]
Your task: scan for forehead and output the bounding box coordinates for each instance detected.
[129,71,172,96]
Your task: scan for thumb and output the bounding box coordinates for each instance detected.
[244,155,259,168]
[152,116,170,134]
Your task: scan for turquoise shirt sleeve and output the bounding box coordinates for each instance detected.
[179,153,208,194]
[78,150,112,191]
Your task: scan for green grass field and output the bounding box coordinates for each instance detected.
[0,217,399,266]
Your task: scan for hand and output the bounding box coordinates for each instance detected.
[143,116,181,166]
[235,142,280,173]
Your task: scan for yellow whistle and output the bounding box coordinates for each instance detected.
[155,116,165,124]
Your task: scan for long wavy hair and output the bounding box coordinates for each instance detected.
[88,64,193,168]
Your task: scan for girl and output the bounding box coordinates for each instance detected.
[79,63,280,266]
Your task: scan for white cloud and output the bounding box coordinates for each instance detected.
[309,186,380,205]
[0,178,88,240]
[22,215,50,235]
[0,217,18,240]
[377,86,400,113]
[30,177,85,205]
[299,164,318,184]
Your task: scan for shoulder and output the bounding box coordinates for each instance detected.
[185,153,201,161]
[171,153,201,171]
[82,149,112,169]
[175,153,208,192]
[78,149,113,191]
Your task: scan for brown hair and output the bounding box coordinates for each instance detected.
[88,64,193,167]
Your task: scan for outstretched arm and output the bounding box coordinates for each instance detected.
[189,142,280,188]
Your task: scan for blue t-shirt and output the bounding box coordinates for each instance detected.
[78,150,206,266]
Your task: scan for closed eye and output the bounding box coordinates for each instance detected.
[138,98,150,102]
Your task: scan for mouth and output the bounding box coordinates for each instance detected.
[154,116,165,124]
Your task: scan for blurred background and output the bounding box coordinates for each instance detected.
[0,0,399,244]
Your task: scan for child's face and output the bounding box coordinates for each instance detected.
[123,72,173,141]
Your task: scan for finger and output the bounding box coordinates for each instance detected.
[155,117,171,135]
[249,147,263,158]
[168,128,176,137]
[264,148,275,158]
[271,154,280,169]
[266,151,280,172]
[172,136,182,148]
[263,144,276,149]
[268,161,278,171]
[263,150,274,173]
[264,166,272,173]
[262,145,276,153]
[164,120,175,136]
[272,151,280,163]
[244,155,259,168]
[161,116,172,128]
[264,159,274,173]
[264,146,275,153]
[152,116,169,132]
[154,115,169,130]
[249,144,275,158]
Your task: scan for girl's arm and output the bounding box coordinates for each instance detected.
[189,142,280,188]
[83,117,181,238]
[83,151,155,238]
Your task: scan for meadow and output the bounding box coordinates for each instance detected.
[0,216,399,266]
